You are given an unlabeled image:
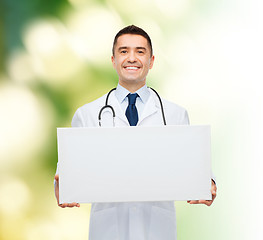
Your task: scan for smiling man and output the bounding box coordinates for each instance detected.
[111,33,154,93]
[54,25,217,240]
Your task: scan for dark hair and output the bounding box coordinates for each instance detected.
[112,25,153,56]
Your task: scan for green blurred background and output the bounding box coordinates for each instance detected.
[0,0,262,239]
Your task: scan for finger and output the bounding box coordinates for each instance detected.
[211,182,217,192]
[68,202,79,208]
[188,199,213,206]
[59,203,67,208]
[204,200,212,206]
[67,203,75,208]
[211,185,217,199]
[212,185,217,192]
[212,194,216,202]
[199,199,209,204]
[59,202,80,208]
[60,203,72,208]
[212,191,217,198]
[72,202,80,207]
[211,188,217,198]
[55,174,59,182]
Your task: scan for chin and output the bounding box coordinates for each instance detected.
[124,78,143,83]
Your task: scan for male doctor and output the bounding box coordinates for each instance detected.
[55,25,217,240]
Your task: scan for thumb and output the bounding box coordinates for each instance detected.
[55,174,59,182]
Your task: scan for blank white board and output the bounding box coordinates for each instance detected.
[57,125,212,203]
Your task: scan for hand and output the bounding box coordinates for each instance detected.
[187,179,217,206]
[54,174,80,208]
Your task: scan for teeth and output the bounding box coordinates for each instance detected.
[125,67,139,70]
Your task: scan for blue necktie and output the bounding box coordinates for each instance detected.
[126,93,139,126]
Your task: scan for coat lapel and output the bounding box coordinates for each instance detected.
[137,93,158,125]
[110,94,130,126]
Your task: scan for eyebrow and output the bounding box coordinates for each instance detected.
[118,46,147,51]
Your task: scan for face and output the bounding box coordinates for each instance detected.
[111,34,154,89]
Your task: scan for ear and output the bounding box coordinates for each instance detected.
[149,55,155,69]
[111,56,116,69]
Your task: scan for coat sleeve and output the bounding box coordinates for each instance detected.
[71,108,85,127]
[181,109,190,125]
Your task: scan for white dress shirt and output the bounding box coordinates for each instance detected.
[115,84,150,121]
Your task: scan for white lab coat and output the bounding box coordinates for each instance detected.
[70,89,190,240]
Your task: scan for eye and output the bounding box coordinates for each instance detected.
[137,50,145,54]
[120,50,127,54]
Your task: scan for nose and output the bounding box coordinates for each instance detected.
[127,51,137,63]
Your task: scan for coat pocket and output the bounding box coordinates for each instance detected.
[148,206,176,240]
[89,207,118,240]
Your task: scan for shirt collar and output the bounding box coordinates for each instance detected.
[115,83,150,104]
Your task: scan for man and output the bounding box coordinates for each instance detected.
[55,25,217,240]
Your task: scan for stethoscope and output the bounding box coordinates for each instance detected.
[98,87,166,126]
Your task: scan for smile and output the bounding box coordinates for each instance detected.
[124,66,140,70]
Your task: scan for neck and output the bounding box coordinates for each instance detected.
[119,81,146,93]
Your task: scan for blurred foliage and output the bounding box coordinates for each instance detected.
[1,0,262,239]
[0,0,223,239]
[1,0,70,53]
